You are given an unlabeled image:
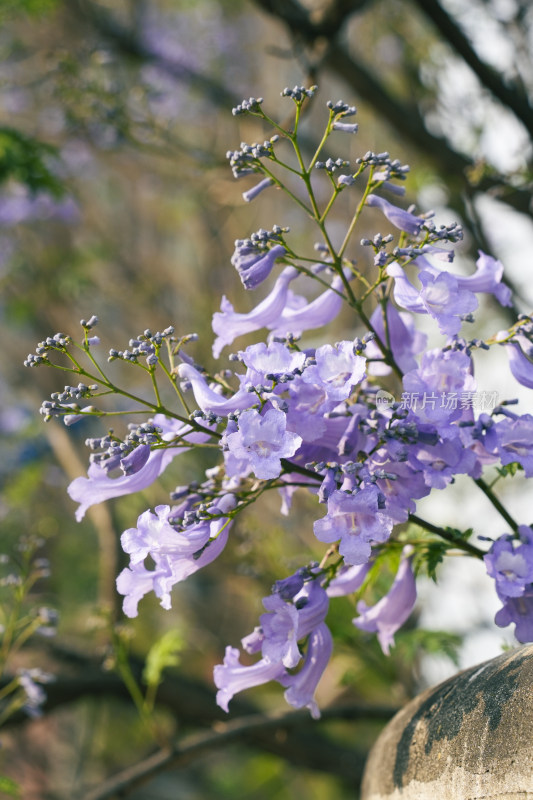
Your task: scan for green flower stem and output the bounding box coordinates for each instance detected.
[474,478,519,532]
[338,172,379,260]
[409,514,486,558]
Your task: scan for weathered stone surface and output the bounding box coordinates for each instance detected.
[362,645,533,799]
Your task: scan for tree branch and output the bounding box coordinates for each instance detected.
[409,0,533,136]
[5,646,396,788]
[254,0,533,218]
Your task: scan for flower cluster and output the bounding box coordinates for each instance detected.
[29,87,533,717]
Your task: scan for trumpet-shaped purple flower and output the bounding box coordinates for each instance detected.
[212,267,298,357]
[314,485,394,565]
[117,495,236,617]
[269,271,351,338]
[353,549,416,654]
[484,529,533,599]
[225,407,302,479]
[416,251,512,307]
[68,415,204,521]
[494,589,533,643]
[367,194,424,235]
[282,622,333,719]
[260,580,329,667]
[506,335,533,389]
[302,341,366,401]
[409,435,479,489]
[326,563,371,597]
[232,240,285,288]
[388,263,478,336]
[242,177,275,204]
[238,341,306,380]
[214,647,288,712]
[402,348,476,426]
[492,414,533,477]
[116,557,175,617]
[178,363,252,415]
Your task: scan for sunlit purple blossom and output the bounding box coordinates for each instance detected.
[366,194,424,235]
[353,549,416,654]
[238,341,306,380]
[326,563,371,597]
[117,496,236,617]
[387,263,478,335]
[492,414,533,476]
[408,435,479,489]
[402,348,476,426]
[242,177,275,203]
[302,341,366,401]
[232,240,286,288]
[269,271,352,338]
[214,646,287,712]
[68,415,204,521]
[212,267,298,357]
[506,335,533,389]
[116,558,175,617]
[225,407,302,479]
[415,251,512,307]
[314,485,394,565]
[282,622,333,719]
[178,362,252,415]
[484,532,533,599]
[494,588,533,643]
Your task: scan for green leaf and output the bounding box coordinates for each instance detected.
[0,776,21,797]
[396,629,462,667]
[0,128,64,195]
[143,630,184,689]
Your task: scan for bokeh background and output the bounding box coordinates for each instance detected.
[1,1,533,797]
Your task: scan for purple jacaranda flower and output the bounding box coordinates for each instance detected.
[302,341,366,401]
[269,271,352,338]
[506,335,533,390]
[242,177,275,203]
[17,668,54,718]
[387,263,478,335]
[232,240,286,288]
[214,646,288,712]
[367,303,427,376]
[491,414,533,477]
[484,530,533,599]
[494,587,533,643]
[238,341,306,381]
[117,495,236,617]
[372,456,430,519]
[366,194,424,235]
[260,594,301,667]
[282,622,333,719]
[333,121,358,133]
[313,485,394,565]
[178,363,253,415]
[353,549,417,654]
[402,348,476,427]
[116,557,175,617]
[224,407,302,479]
[272,568,306,600]
[68,415,208,521]
[212,267,298,357]
[408,434,478,489]
[326,563,371,597]
[415,251,512,307]
[120,444,151,476]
